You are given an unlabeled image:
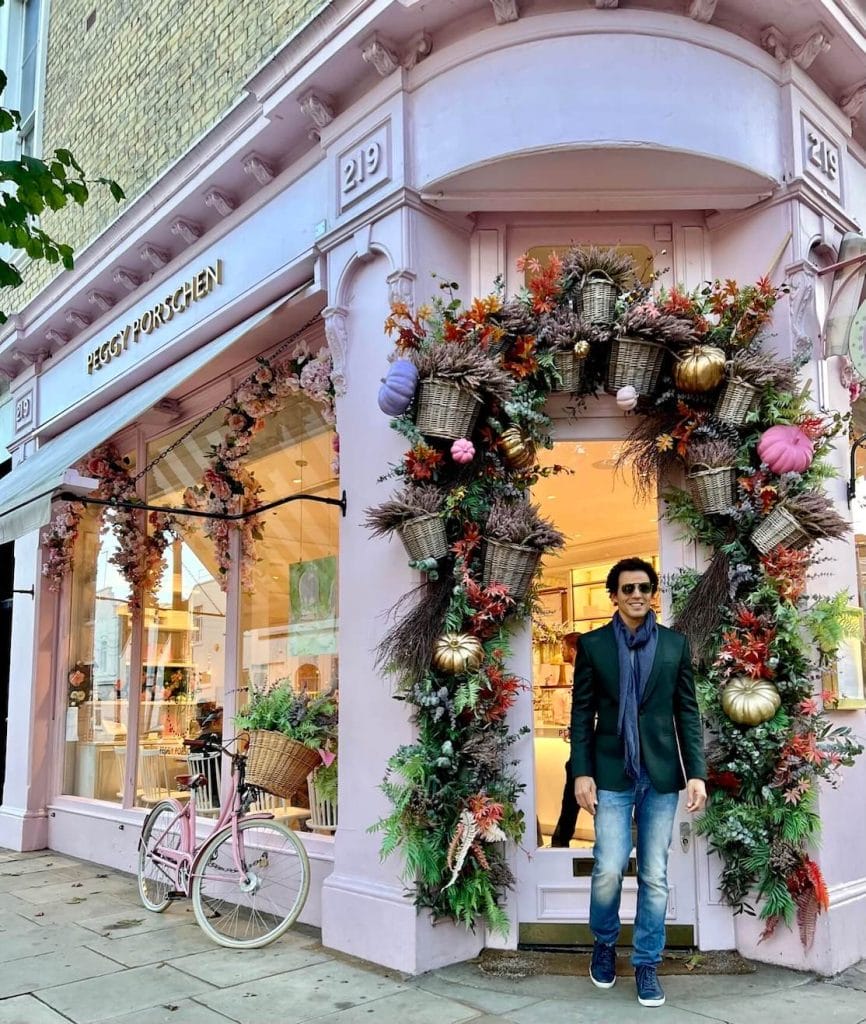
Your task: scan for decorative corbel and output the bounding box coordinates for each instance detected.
[112,267,141,291]
[791,27,832,70]
[761,25,790,62]
[204,189,236,217]
[298,90,335,130]
[688,0,717,23]
[0,367,16,383]
[354,224,375,263]
[87,290,115,314]
[387,269,417,309]
[139,244,170,269]
[787,262,818,354]
[594,0,619,7]
[12,348,50,369]
[841,82,866,121]
[489,0,519,24]
[170,219,203,245]
[243,154,275,186]
[402,32,432,70]
[65,309,91,330]
[322,306,348,396]
[45,328,69,348]
[361,34,400,77]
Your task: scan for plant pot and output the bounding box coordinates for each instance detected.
[244,730,321,799]
[481,539,541,602]
[415,379,483,441]
[606,336,667,396]
[715,378,759,426]
[749,506,810,555]
[399,514,449,563]
[306,770,338,833]
[551,350,584,392]
[686,466,737,516]
[576,271,618,326]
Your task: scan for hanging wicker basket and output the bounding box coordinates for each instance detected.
[399,514,449,563]
[306,770,338,833]
[244,730,321,799]
[576,271,618,326]
[749,506,810,555]
[481,539,541,601]
[415,379,483,441]
[686,466,737,516]
[551,350,584,393]
[715,378,759,426]
[607,336,667,396]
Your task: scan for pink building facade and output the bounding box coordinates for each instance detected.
[1,0,865,977]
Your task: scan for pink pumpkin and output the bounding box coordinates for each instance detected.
[757,425,814,475]
[451,438,475,464]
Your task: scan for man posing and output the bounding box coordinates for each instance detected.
[570,557,707,1008]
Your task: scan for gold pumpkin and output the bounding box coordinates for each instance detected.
[674,345,727,393]
[720,675,781,726]
[501,427,536,470]
[432,633,484,675]
[573,339,591,359]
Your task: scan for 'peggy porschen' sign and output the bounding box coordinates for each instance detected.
[86,260,224,374]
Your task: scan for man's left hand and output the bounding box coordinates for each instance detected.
[685,778,707,813]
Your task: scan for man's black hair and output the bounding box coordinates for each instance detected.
[606,557,659,596]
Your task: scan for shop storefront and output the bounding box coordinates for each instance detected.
[0,0,865,979]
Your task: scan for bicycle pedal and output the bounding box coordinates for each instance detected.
[166,891,186,900]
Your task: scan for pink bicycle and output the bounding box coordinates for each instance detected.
[136,734,310,948]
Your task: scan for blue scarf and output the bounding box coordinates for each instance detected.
[612,609,658,781]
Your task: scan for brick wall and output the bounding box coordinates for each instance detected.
[7,0,326,311]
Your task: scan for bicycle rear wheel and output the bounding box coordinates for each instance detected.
[138,800,184,912]
[191,818,310,948]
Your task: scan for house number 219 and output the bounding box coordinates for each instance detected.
[341,143,381,194]
[807,131,838,181]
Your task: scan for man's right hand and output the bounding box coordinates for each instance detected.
[575,775,598,816]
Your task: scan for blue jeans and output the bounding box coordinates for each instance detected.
[589,767,679,966]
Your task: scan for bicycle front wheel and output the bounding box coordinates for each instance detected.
[191,818,310,948]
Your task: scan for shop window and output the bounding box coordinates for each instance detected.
[62,505,133,801]
[531,441,660,849]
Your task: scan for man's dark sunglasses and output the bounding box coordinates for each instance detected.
[620,582,653,595]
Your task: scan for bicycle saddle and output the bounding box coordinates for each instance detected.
[175,773,208,790]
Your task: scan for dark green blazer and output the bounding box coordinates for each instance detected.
[569,621,707,793]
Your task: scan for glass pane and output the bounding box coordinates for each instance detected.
[19,0,41,122]
[531,441,660,849]
[63,506,133,801]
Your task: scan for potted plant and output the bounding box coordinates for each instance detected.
[482,498,565,600]
[562,245,636,326]
[715,349,799,426]
[235,684,338,799]
[750,488,850,555]
[683,438,739,516]
[307,748,338,833]
[536,306,593,392]
[364,483,448,564]
[609,299,699,396]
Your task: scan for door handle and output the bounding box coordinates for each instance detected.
[679,821,691,853]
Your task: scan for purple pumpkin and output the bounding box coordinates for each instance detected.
[757,425,814,475]
[378,359,418,416]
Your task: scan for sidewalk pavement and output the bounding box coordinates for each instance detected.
[1,849,864,1024]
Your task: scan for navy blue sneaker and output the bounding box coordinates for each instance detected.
[635,964,665,1007]
[589,941,617,988]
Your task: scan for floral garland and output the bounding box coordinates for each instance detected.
[369,254,863,945]
[183,344,338,592]
[42,443,175,609]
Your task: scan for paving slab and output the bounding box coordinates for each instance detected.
[0,855,80,876]
[667,980,866,1023]
[196,958,408,1024]
[0,994,74,1024]
[414,974,544,1016]
[15,872,136,905]
[83,922,223,967]
[37,963,216,1024]
[826,963,866,994]
[12,892,140,926]
[0,922,99,964]
[506,996,723,1024]
[169,939,331,987]
[0,945,122,998]
[310,988,481,1024]
[99,1000,240,1024]
[77,906,198,938]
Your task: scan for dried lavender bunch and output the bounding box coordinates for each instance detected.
[411,341,515,405]
[536,305,583,351]
[621,302,699,349]
[365,484,445,536]
[562,245,636,292]
[485,498,565,551]
[684,438,738,471]
[784,489,850,540]
[728,349,798,392]
[496,296,538,338]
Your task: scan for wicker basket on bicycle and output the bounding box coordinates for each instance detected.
[244,729,321,799]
